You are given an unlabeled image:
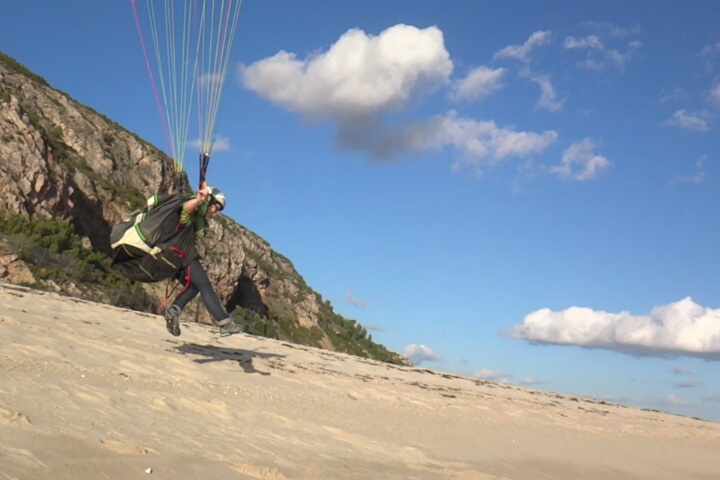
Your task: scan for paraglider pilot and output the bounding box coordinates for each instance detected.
[162,185,243,337]
[110,184,243,337]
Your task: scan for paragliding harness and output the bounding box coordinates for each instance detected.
[110,193,199,284]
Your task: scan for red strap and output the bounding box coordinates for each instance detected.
[174,265,192,299]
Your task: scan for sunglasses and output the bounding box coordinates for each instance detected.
[209,198,224,211]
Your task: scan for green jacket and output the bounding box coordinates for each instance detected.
[179,195,210,243]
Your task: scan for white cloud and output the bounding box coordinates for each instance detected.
[189,135,231,152]
[344,289,366,308]
[581,22,642,39]
[493,30,552,63]
[511,297,720,360]
[671,366,693,375]
[362,323,384,332]
[652,394,688,407]
[450,66,506,102]
[198,71,224,89]
[672,154,707,184]
[660,88,688,103]
[675,380,703,388]
[564,35,604,50]
[563,24,641,71]
[675,171,705,184]
[700,41,720,57]
[700,41,720,72]
[704,395,720,402]
[473,368,512,383]
[292,109,556,172]
[710,83,720,109]
[664,110,711,132]
[241,24,483,161]
[240,24,452,120]
[440,111,557,158]
[520,377,547,386]
[211,136,231,152]
[531,74,564,112]
[240,25,558,174]
[403,344,442,365]
[510,159,543,195]
[433,112,557,175]
[550,138,610,181]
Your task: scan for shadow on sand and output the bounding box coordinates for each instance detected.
[176,343,284,376]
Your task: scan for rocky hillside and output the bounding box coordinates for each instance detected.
[0,51,407,365]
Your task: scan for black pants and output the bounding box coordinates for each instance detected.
[172,259,229,323]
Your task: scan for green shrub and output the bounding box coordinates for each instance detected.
[0,52,49,86]
[0,212,153,312]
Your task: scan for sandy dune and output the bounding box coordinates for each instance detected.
[1,282,718,479]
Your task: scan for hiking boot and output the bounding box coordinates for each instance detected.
[218,318,242,337]
[163,305,182,337]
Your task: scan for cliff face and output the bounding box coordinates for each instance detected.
[0,60,176,246]
[0,53,405,363]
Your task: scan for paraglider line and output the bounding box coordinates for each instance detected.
[130,0,175,166]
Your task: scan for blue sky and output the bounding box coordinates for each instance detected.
[2,1,720,422]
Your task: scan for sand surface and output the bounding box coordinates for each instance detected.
[1,282,719,480]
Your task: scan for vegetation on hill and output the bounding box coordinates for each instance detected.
[0,213,152,311]
[0,51,50,86]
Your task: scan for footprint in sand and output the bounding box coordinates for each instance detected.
[99,439,156,455]
[0,407,31,426]
[1,446,47,470]
[232,462,288,479]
